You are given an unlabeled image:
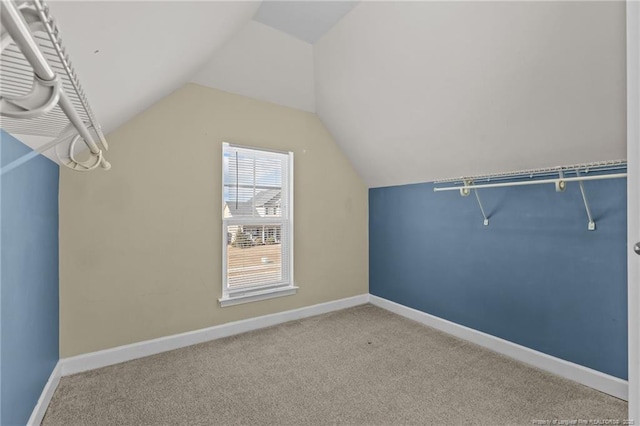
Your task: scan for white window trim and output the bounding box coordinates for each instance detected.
[218,142,296,307]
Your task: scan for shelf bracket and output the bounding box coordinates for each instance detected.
[460,180,489,226]
[555,170,567,192]
[475,189,489,226]
[576,170,596,231]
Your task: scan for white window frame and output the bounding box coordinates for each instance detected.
[219,142,296,307]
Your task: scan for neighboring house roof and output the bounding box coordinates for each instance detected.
[252,189,281,207]
[225,201,258,218]
[225,189,281,218]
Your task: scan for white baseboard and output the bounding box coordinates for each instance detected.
[60,294,370,376]
[369,295,628,401]
[27,361,61,426]
[30,293,626,425]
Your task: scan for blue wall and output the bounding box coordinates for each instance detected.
[370,176,627,379]
[1,131,59,425]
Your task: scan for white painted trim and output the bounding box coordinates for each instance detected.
[369,295,628,401]
[220,143,295,304]
[27,362,61,426]
[288,149,294,292]
[60,294,369,376]
[218,285,298,307]
[627,0,640,419]
[31,294,626,423]
[221,142,228,301]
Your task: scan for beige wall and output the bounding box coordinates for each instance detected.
[59,84,368,357]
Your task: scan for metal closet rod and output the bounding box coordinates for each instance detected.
[32,0,108,152]
[433,160,627,184]
[433,173,627,192]
[433,160,627,190]
[432,160,627,231]
[0,0,109,170]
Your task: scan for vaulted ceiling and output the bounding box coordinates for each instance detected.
[11,1,627,187]
[47,1,261,133]
[314,1,626,187]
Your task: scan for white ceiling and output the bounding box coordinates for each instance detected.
[254,1,359,44]
[192,20,315,112]
[3,1,627,188]
[46,1,260,135]
[315,1,627,187]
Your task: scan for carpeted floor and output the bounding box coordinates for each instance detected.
[42,304,628,425]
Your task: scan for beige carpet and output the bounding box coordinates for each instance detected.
[42,304,627,425]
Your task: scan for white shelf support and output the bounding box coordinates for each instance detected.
[434,173,627,192]
[434,161,627,231]
[0,0,110,172]
[474,188,489,226]
[459,180,489,226]
[576,170,596,231]
[556,170,567,192]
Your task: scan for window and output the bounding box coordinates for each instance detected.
[219,143,296,307]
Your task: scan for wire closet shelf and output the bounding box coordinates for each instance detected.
[433,159,628,231]
[0,0,110,173]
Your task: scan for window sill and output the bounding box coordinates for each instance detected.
[218,285,298,307]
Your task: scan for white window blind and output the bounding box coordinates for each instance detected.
[220,143,295,306]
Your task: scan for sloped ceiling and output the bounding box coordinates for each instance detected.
[192,20,314,112]
[315,1,627,187]
[47,1,260,134]
[7,1,625,188]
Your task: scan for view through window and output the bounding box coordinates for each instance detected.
[222,143,293,300]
